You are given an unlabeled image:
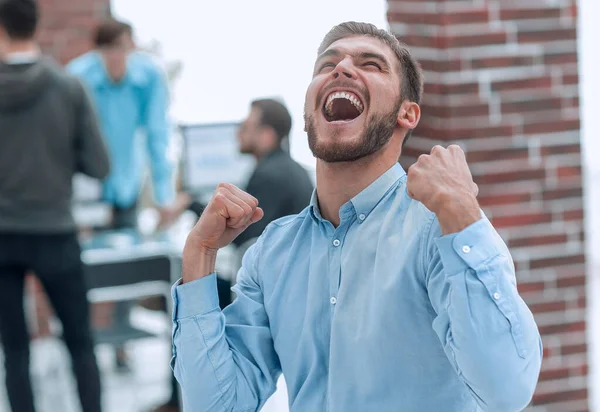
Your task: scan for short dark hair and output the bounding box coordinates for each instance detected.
[93,18,130,47]
[251,98,293,143]
[318,22,424,143]
[0,0,38,40]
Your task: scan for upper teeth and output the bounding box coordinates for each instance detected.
[325,91,364,116]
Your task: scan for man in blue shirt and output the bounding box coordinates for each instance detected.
[67,19,175,371]
[172,22,542,411]
[67,19,175,228]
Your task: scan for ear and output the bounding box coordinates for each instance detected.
[397,101,421,131]
[0,26,7,49]
[260,126,278,148]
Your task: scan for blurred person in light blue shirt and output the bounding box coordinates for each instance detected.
[67,19,175,372]
[67,19,175,229]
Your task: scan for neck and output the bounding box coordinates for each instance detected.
[315,145,400,226]
[4,40,38,56]
[254,145,279,161]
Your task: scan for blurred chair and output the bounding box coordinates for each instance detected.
[82,227,178,401]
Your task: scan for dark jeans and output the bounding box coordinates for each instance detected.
[0,232,102,412]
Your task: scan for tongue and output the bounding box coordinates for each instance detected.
[330,98,360,121]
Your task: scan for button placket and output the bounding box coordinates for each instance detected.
[329,220,350,314]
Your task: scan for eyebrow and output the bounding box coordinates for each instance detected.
[316,48,341,64]
[315,49,391,69]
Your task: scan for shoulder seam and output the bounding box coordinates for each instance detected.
[270,209,309,228]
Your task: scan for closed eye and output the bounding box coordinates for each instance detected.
[364,61,382,70]
[319,62,335,72]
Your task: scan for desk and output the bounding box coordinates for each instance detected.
[81,230,181,298]
[80,228,240,410]
[80,228,239,342]
[80,229,181,346]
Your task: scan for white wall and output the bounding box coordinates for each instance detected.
[578,0,600,409]
[111,0,389,169]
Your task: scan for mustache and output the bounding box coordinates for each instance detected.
[316,80,370,108]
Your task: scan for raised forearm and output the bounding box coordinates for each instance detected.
[182,239,217,284]
[431,219,542,411]
[434,193,481,235]
[443,262,541,410]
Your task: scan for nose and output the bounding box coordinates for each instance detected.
[332,56,356,80]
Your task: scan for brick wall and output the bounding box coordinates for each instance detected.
[36,0,110,64]
[387,1,586,411]
[26,0,111,339]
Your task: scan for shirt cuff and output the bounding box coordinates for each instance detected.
[171,273,220,320]
[434,217,503,274]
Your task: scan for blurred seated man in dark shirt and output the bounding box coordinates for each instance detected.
[163,98,314,247]
[233,98,315,246]
[151,98,313,412]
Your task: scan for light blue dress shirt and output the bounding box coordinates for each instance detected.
[171,163,542,412]
[66,51,174,207]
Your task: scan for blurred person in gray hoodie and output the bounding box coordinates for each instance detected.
[0,1,109,411]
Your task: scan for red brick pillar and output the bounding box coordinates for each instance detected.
[36,0,111,64]
[388,2,586,410]
[25,0,111,340]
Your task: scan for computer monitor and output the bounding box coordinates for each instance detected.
[180,122,256,199]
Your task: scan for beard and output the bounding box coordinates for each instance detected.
[305,100,401,163]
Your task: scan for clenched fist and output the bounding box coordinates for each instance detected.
[407,145,480,235]
[182,183,264,282]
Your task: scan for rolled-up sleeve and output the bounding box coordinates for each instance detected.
[171,238,281,411]
[425,215,542,412]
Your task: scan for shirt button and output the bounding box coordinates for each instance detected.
[462,245,471,254]
[333,239,341,247]
[493,292,501,300]
[330,297,337,305]
[358,213,366,221]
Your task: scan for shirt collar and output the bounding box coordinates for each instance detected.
[4,50,40,65]
[309,190,322,221]
[309,162,406,223]
[260,148,284,163]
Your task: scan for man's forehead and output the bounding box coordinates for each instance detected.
[321,35,395,59]
[248,106,262,121]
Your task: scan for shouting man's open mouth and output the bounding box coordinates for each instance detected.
[323,91,364,123]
